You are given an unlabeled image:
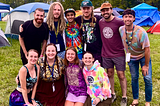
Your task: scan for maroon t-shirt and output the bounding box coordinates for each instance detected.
[99,17,125,58]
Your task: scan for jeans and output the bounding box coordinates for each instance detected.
[128,57,152,102]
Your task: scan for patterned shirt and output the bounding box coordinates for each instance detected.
[65,22,83,54]
[38,56,64,82]
[119,25,150,60]
[83,60,111,100]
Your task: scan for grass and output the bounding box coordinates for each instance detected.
[0,22,160,106]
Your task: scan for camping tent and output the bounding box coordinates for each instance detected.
[133,16,155,26]
[147,21,160,34]
[0,29,10,47]
[131,3,160,23]
[5,2,50,35]
[113,7,124,12]
[94,7,120,16]
[0,2,10,20]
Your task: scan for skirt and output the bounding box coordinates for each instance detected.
[9,89,32,106]
[66,92,87,103]
[35,76,66,106]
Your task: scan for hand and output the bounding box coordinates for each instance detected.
[19,24,23,33]
[25,52,28,59]
[93,97,101,105]
[15,75,19,84]
[32,100,39,106]
[142,65,149,76]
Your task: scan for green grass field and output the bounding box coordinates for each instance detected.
[0,22,160,106]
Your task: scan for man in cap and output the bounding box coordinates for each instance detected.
[75,0,102,64]
[119,9,152,106]
[65,8,83,59]
[99,3,127,106]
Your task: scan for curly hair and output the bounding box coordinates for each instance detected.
[46,2,66,33]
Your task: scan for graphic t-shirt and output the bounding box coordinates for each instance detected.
[99,17,125,58]
[75,15,102,54]
[119,25,150,60]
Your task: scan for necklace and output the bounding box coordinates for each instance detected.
[54,21,59,43]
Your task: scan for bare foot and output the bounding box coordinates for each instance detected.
[145,102,150,106]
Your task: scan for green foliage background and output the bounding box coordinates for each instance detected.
[0,0,160,11]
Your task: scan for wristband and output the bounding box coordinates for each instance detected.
[31,98,35,101]
[40,55,43,57]
[25,102,30,105]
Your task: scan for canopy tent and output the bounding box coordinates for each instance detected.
[147,21,160,34]
[0,2,10,20]
[0,29,10,47]
[5,2,50,36]
[94,7,120,16]
[113,7,124,12]
[131,3,160,23]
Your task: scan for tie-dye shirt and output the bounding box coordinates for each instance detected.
[83,60,111,101]
[65,22,83,54]
[119,25,150,60]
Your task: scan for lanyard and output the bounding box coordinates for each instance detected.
[47,59,56,78]
[125,25,134,49]
[55,21,59,43]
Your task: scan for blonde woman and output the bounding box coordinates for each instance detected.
[46,2,66,58]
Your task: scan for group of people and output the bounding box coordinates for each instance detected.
[9,0,152,106]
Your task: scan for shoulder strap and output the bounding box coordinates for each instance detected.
[23,65,30,79]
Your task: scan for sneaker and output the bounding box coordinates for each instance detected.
[111,94,117,103]
[120,97,127,106]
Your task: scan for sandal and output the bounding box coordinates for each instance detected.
[130,103,138,106]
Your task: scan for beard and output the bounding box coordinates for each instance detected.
[103,13,112,20]
[35,18,43,24]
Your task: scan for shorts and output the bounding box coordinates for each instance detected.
[66,92,87,103]
[102,56,126,71]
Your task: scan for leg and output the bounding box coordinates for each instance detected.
[107,68,115,94]
[140,58,152,105]
[117,71,127,97]
[74,102,84,106]
[65,100,74,106]
[128,60,140,104]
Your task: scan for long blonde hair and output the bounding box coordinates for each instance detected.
[46,2,66,33]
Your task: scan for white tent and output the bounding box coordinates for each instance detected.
[0,30,10,47]
[5,2,50,35]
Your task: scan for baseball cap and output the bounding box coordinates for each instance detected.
[65,8,76,16]
[100,3,112,11]
[81,0,93,7]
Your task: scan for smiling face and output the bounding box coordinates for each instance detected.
[53,4,61,19]
[123,14,135,26]
[46,45,57,60]
[66,12,75,23]
[66,49,76,63]
[34,10,44,24]
[27,51,38,65]
[81,6,92,19]
[101,8,112,20]
[82,53,94,66]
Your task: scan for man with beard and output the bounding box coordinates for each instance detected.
[99,3,127,106]
[19,8,49,65]
[119,9,152,106]
[75,0,102,64]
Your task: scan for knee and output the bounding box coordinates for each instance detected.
[107,71,114,78]
[117,72,126,80]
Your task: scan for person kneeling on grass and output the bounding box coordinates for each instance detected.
[82,52,112,106]
[9,49,40,106]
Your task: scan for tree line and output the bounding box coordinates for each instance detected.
[1,0,160,11]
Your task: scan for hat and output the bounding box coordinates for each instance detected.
[65,8,76,16]
[100,3,112,11]
[81,0,93,7]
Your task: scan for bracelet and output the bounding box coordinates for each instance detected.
[40,55,43,57]
[31,98,35,101]
[25,102,30,105]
